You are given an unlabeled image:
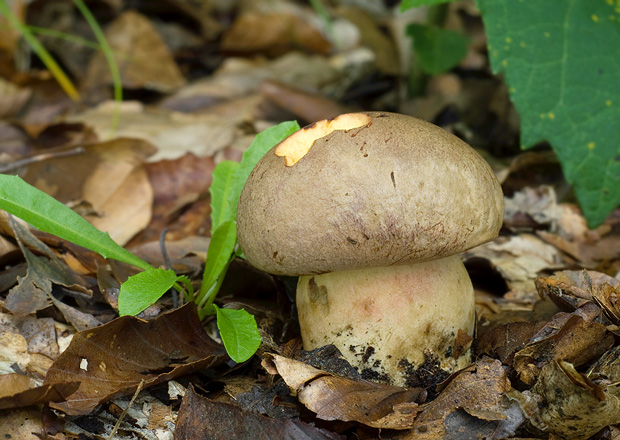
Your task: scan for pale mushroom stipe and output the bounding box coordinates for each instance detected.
[236,112,504,387]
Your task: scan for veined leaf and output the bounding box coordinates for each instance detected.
[476,0,620,227]
[118,268,179,316]
[0,175,152,271]
[214,305,261,363]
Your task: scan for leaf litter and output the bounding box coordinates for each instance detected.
[1,1,620,439]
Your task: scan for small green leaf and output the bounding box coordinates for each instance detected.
[227,120,300,219]
[0,175,152,271]
[118,268,178,316]
[401,0,457,11]
[200,220,238,298]
[214,305,261,363]
[210,160,241,234]
[406,24,469,75]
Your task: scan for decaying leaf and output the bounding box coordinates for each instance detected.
[263,353,424,429]
[513,310,614,385]
[0,373,78,410]
[175,384,343,440]
[5,216,93,318]
[44,303,226,415]
[521,361,620,439]
[394,358,521,440]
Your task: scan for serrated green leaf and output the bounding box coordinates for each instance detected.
[401,0,457,11]
[210,160,240,234]
[476,0,620,227]
[227,120,300,219]
[201,220,237,295]
[407,24,469,75]
[214,305,261,363]
[118,268,178,316]
[0,175,152,271]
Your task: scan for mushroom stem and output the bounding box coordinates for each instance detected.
[295,255,475,387]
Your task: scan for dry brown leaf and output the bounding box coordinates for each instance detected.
[394,358,521,440]
[263,353,424,429]
[537,205,620,265]
[0,407,45,440]
[83,10,185,97]
[0,77,31,119]
[524,361,620,439]
[5,216,93,318]
[44,303,225,415]
[176,385,343,440]
[221,10,331,56]
[0,373,78,410]
[513,311,614,385]
[260,79,351,124]
[536,270,619,312]
[0,313,57,378]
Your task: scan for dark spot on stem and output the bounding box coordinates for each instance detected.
[391,171,396,188]
[346,237,358,245]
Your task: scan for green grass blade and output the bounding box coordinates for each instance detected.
[210,161,240,235]
[227,121,300,219]
[0,175,152,271]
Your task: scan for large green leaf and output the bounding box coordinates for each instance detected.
[0,175,152,271]
[476,0,620,227]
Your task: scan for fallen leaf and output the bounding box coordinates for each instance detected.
[394,358,522,440]
[513,310,614,385]
[82,10,185,98]
[263,353,424,429]
[0,373,78,410]
[175,384,343,440]
[523,361,620,439]
[44,303,226,415]
[221,9,331,56]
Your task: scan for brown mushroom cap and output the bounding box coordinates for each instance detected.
[237,112,503,276]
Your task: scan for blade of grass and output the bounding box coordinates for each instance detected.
[73,0,122,136]
[0,0,80,101]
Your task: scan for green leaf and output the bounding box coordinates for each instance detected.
[476,0,620,227]
[200,220,238,300]
[227,120,300,219]
[210,161,240,234]
[406,24,469,75]
[118,268,178,316]
[0,175,152,271]
[214,305,261,363]
[401,0,457,11]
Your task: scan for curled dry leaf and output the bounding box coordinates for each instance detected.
[512,309,614,386]
[522,360,620,439]
[44,303,226,415]
[394,358,521,440]
[175,384,343,440]
[0,373,79,410]
[263,353,424,429]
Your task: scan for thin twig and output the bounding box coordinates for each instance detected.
[0,146,85,173]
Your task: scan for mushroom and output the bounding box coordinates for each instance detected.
[236,112,503,387]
